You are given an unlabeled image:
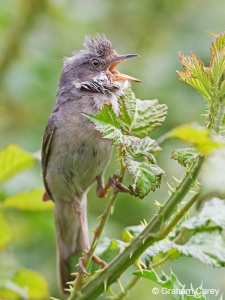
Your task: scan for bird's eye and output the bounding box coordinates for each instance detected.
[90,58,101,68]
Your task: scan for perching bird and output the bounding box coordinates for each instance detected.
[41,34,140,293]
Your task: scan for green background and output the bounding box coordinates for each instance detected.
[1,0,225,299]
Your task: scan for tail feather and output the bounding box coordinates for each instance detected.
[54,195,88,294]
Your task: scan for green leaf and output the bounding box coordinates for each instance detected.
[134,269,188,300]
[119,85,167,137]
[126,136,161,163]
[85,84,167,143]
[0,212,12,249]
[0,269,49,299]
[219,79,225,97]
[209,50,225,87]
[2,188,54,211]
[181,197,225,230]
[84,104,123,144]
[175,229,225,267]
[210,32,225,56]
[85,84,166,198]
[124,159,165,198]
[0,145,36,182]
[169,123,225,154]
[134,269,211,300]
[177,52,212,101]
[171,148,199,167]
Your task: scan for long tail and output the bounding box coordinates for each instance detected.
[54,195,88,294]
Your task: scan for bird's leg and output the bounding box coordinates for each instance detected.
[73,199,89,253]
[74,197,108,275]
[96,174,130,198]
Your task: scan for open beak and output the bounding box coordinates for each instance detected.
[105,54,141,82]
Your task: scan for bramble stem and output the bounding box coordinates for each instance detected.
[71,156,204,300]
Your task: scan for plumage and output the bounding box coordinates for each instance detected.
[41,34,139,294]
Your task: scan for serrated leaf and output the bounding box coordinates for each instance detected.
[85,84,167,143]
[119,85,167,137]
[0,145,36,182]
[210,32,225,56]
[126,136,161,164]
[0,212,12,249]
[125,159,165,198]
[134,269,189,300]
[175,230,225,267]
[171,148,199,167]
[84,104,122,143]
[181,197,225,230]
[134,269,183,289]
[219,79,225,97]
[2,189,54,211]
[134,269,211,299]
[209,50,225,87]
[169,123,225,154]
[177,52,212,101]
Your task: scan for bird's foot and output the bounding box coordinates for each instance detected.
[92,254,108,268]
[78,257,90,276]
[78,255,108,276]
[97,174,130,198]
[108,174,130,193]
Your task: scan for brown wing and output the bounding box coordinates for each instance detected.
[41,107,58,201]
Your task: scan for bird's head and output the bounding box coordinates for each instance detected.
[60,34,140,89]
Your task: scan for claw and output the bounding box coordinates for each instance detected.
[97,174,130,198]
[108,175,130,193]
[78,257,90,276]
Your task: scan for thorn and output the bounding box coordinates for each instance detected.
[64,287,73,293]
[135,259,146,271]
[117,279,125,294]
[172,176,181,183]
[154,200,163,208]
[107,287,118,298]
[66,281,75,285]
[167,183,175,192]
[104,279,108,291]
[140,219,147,227]
[124,230,134,242]
[189,190,197,194]
[97,213,104,220]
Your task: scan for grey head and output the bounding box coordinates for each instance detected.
[59,34,140,94]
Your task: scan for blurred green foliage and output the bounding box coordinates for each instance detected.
[1,0,225,299]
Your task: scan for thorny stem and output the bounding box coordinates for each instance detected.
[69,147,126,298]
[116,192,199,299]
[71,156,204,300]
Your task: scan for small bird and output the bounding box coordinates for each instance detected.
[41,34,140,293]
